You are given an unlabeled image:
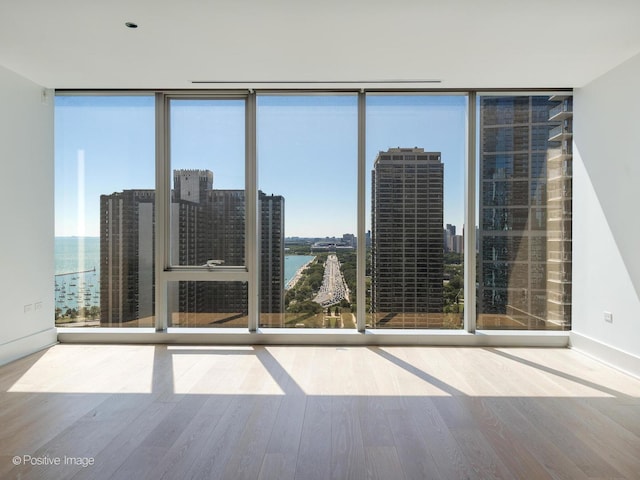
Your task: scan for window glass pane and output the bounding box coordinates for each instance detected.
[366,95,467,329]
[257,95,358,328]
[168,281,248,328]
[169,99,245,267]
[55,96,155,327]
[477,95,572,330]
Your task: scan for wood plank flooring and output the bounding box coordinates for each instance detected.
[1,345,639,479]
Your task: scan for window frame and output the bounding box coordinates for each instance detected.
[155,92,256,331]
[54,88,572,347]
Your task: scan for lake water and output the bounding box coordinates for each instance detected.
[284,255,315,288]
[55,237,100,312]
[55,237,313,311]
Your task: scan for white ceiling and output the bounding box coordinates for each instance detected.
[1,0,640,90]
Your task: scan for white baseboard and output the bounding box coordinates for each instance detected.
[0,328,58,367]
[570,331,640,379]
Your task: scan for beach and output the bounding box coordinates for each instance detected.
[285,256,316,290]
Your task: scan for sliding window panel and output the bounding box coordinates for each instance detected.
[257,95,358,328]
[477,94,572,330]
[366,95,467,329]
[168,99,246,268]
[55,95,155,327]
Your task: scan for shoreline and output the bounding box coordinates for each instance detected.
[285,256,316,290]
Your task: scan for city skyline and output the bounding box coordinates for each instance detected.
[55,95,467,238]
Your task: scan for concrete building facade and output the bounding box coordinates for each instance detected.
[371,148,444,328]
[100,190,155,326]
[100,170,284,326]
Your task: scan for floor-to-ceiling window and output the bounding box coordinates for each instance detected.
[55,95,155,328]
[166,97,248,329]
[477,94,572,330]
[257,95,358,328]
[54,90,572,335]
[366,94,467,329]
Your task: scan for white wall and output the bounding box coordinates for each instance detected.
[0,65,56,365]
[572,52,640,376]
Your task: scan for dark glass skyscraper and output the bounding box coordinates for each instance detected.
[478,96,572,329]
[371,148,444,328]
[260,193,285,315]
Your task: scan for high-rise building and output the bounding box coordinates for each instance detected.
[545,96,573,326]
[170,182,248,322]
[260,193,285,315]
[478,96,572,329]
[100,190,155,326]
[371,148,444,328]
[342,233,356,248]
[100,170,284,326]
[444,224,456,252]
[452,234,464,254]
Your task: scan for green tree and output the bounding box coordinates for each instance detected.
[443,274,463,309]
[289,300,322,314]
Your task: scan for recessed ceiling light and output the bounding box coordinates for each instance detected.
[125,22,138,29]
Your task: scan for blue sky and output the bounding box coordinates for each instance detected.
[55,94,467,238]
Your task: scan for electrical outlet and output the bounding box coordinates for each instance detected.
[34,302,43,311]
[604,311,613,323]
[24,304,33,313]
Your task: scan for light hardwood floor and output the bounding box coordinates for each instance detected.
[1,345,639,479]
